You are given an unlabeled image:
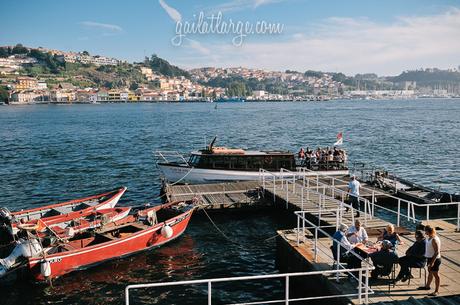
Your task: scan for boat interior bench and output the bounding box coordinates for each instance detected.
[96,222,151,235]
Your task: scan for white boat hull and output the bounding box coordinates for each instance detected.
[98,188,126,210]
[158,164,348,184]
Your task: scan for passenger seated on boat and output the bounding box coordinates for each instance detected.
[343,151,348,161]
[298,148,305,159]
[378,224,403,247]
[310,153,317,164]
[369,240,399,279]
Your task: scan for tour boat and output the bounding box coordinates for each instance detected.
[155,138,348,184]
[25,201,195,281]
[6,186,127,224]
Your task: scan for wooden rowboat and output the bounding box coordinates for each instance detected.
[34,207,132,239]
[0,207,132,281]
[7,186,127,225]
[27,201,195,281]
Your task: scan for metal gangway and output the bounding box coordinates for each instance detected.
[259,168,460,231]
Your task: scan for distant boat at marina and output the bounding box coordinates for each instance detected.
[214,97,246,103]
[369,171,460,207]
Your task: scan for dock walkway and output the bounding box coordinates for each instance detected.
[158,171,459,304]
[278,229,460,304]
[164,181,264,209]
[265,172,460,304]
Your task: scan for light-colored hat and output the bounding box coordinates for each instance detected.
[339,223,348,232]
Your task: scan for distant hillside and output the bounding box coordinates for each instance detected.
[0,44,65,74]
[388,69,460,86]
[142,55,190,78]
[0,44,193,89]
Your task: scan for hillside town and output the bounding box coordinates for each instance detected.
[1,45,460,104]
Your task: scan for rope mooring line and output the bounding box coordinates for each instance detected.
[200,205,279,250]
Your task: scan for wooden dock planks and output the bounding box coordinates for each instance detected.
[165,181,264,209]
[278,229,460,304]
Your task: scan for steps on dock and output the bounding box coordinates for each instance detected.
[264,181,390,231]
[374,295,460,305]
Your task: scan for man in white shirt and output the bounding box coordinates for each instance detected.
[347,175,361,217]
[347,219,368,244]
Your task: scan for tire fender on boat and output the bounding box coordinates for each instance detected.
[161,225,173,239]
[40,260,51,278]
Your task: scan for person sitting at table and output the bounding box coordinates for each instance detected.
[347,219,369,245]
[369,240,399,279]
[395,230,426,282]
[378,224,403,247]
[332,224,363,278]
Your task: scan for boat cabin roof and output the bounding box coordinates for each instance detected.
[192,148,293,157]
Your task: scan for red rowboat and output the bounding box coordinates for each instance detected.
[34,207,132,239]
[27,201,195,281]
[9,186,127,225]
[0,207,132,279]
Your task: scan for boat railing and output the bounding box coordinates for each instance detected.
[125,212,375,305]
[297,168,460,231]
[295,210,375,283]
[277,168,371,225]
[126,258,373,305]
[153,150,189,166]
[298,158,349,171]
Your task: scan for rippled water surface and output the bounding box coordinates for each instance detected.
[0,99,459,304]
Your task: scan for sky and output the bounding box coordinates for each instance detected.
[1,0,460,76]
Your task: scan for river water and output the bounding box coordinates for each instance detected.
[0,99,459,304]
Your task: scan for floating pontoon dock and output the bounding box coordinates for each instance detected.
[135,169,459,305]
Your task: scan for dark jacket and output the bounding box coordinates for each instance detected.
[370,249,399,275]
[406,239,425,259]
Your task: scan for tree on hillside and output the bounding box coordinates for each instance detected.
[226,81,251,97]
[304,70,323,78]
[0,86,9,103]
[129,82,139,91]
[145,54,190,78]
[0,47,10,58]
[12,44,28,55]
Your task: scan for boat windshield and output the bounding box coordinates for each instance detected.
[189,153,295,171]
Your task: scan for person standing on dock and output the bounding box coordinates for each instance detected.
[347,175,361,217]
[418,225,441,296]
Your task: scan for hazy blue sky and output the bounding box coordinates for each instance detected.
[2,0,460,75]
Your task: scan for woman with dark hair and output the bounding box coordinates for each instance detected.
[395,230,426,282]
[418,225,441,296]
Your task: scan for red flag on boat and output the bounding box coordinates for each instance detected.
[334,132,343,146]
